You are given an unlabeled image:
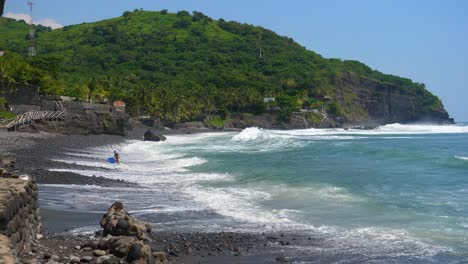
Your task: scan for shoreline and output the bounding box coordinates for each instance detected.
[2,128,308,263]
[3,126,465,263]
[1,125,232,186]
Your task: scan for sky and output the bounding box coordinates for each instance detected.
[4,0,468,121]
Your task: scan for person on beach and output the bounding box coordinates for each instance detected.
[114,150,120,164]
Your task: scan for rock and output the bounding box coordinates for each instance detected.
[81,256,94,263]
[82,240,99,249]
[51,254,59,261]
[36,233,43,240]
[126,242,143,262]
[99,202,152,240]
[108,236,136,257]
[152,252,168,263]
[74,245,81,250]
[98,238,113,250]
[69,255,80,263]
[96,255,120,264]
[43,253,52,259]
[94,249,107,256]
[144,130,166,142]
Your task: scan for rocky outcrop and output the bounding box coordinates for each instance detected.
[335,72,451,125]
[0,168,40,263]
[100,202,152,240]
[36,112,129,136]
[73,202,168,264]
[143,130,166,142]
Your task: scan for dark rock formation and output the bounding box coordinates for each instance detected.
[35,112,129,136]
[335,72,451,125]
[68,202,168,264]
[143,130,166,142]
[99,202,152,240]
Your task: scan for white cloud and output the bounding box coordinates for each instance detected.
[4,11,63,29]
[35,18,63,29]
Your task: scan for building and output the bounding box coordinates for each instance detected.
[112,100,126,113]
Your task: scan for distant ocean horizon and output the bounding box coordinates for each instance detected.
[41,123,468,263]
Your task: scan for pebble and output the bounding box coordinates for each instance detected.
[94,249,107,256]
[82,247,92,251]
[74,245,81,250]
[81,256,93,263]
[69,255,80,263]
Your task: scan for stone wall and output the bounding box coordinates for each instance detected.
[0,169,40,263]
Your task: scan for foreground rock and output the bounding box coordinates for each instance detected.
[100,202,152,240]
[143,130,166,142]
[52,202,168,264]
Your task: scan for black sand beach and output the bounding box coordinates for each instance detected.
[1,128,314,264]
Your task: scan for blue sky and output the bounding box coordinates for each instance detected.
[4,0,468,121]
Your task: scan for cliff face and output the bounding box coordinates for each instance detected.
[334,73,450,125]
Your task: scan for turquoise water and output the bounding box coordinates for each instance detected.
[40,123,468,263]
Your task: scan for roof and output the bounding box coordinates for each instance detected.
[113,100,126,107]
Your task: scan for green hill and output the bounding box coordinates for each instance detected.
[0,10,450,126]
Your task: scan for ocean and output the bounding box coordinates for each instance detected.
[40,123,468,263]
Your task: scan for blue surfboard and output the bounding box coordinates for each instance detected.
[107,157,116,164]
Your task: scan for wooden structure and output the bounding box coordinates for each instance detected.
[2,109,66,130]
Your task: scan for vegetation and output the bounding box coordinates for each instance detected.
[0,111,16,119]
[0,96,8,111]
[0,10,446,124]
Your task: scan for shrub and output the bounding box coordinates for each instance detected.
[0,97,7,112]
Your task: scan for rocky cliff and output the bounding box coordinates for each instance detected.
[333,72,450,126]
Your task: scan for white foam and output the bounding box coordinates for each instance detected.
[234,124,468,140]
[186,185,295,228]
[455,156,468,161]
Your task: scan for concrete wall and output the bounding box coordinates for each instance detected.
[0,169,40,263]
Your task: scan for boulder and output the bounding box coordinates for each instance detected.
[99,202,152,240]
[143,130,166,142]
[126,240,152,264]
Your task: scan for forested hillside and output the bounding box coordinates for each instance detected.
[0,10,450,125]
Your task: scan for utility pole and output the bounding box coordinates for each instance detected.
[27,1,36,57]
[1,0,6,16]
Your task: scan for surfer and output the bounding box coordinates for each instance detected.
[114,150,120,164]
